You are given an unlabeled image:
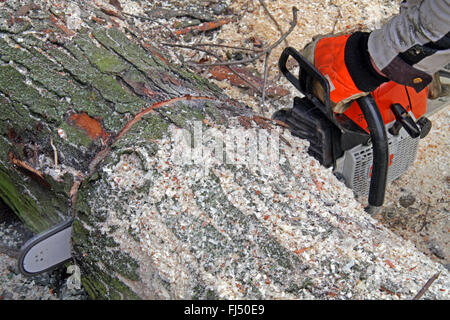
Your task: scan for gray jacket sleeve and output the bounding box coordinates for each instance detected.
[367,0,450,91]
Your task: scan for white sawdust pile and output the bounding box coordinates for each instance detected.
[80,0,448,299]
[96,120,448,299]
[211,0,402,113]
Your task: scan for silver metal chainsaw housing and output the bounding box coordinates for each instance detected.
[334,117,420,197]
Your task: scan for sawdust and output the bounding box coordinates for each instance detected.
[379,108,450,267]
[210,0,402,114]
[95,122,449,299]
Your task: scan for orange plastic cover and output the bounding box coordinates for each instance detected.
[314,34,361,104]
[344,81,428,132]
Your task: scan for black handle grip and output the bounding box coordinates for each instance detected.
[278,47,303,92]
[390,103,420,138]
[278,47,333,118]
[357,95,389,208]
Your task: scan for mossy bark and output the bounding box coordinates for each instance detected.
[0,3,254,299]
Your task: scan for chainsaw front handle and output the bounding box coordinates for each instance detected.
[357,95,389,208]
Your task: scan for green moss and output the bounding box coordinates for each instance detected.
[74,36,128,74]
[48,44,94,85]
[0,168,53,233]
[59,122,94,148]
[86,274,108,299]
[108,276,141,300]
[73,209,141,283]
[73,186,93,218]
[54,39,144,111]
[156,103,205,130]
[71,219,89,245]
[83,266,140,300]
[80,277,98,299]
[94,53,126,73]
[74,222,141,300]
[107,253,140,282]
[141,114,169,140]
[96,27,161,71]
[0,66,59,121]
[91,74,136,104]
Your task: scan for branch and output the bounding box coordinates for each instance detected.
[331,4,343,34]
[161,42,263,94]
[50,137,59,170]
[260,51,271,112]
[412,272,441,300]
[187,6,298,67]
[181,42,263,52]
[257,0,288,47]
[417,204,431,232]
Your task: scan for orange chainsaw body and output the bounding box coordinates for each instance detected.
[344,81,428,132]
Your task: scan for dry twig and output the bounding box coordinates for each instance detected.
[187,6,298,67]
[174,19,231,36]
[50,137,59,170]
[261,51,271,112]
[183,42,263,52]
[331,4,343,34]
[417,204,431,232]
[412,272,441,300]
[257,0,288,47]
[161,42,263,94]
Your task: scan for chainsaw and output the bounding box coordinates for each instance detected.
[273,47,448,215]
[15,47,449,277]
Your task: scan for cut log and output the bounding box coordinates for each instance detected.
[0,1,448,300]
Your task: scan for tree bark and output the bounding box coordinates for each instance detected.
[0,2,264,299]
[1,1,448,300]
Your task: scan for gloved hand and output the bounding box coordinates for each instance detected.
[301,32,389,113]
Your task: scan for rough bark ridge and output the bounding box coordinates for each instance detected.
[0,1,448,300]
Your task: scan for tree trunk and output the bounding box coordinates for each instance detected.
[0,1,448,300]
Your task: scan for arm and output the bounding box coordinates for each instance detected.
[368,0,450,92]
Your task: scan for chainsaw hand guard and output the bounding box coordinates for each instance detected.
[279,47,334,121]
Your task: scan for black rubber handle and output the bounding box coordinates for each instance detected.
[391,103,421,138]
[279,47,304,92]
[357,95,389,208]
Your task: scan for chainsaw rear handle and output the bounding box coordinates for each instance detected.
[390,103,421,138]
[357,95,389,209]
[278,47,334,119]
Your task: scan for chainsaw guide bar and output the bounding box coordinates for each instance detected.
[17,219,73,276]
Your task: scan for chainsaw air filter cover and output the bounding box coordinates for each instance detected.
[334,119,420,197]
